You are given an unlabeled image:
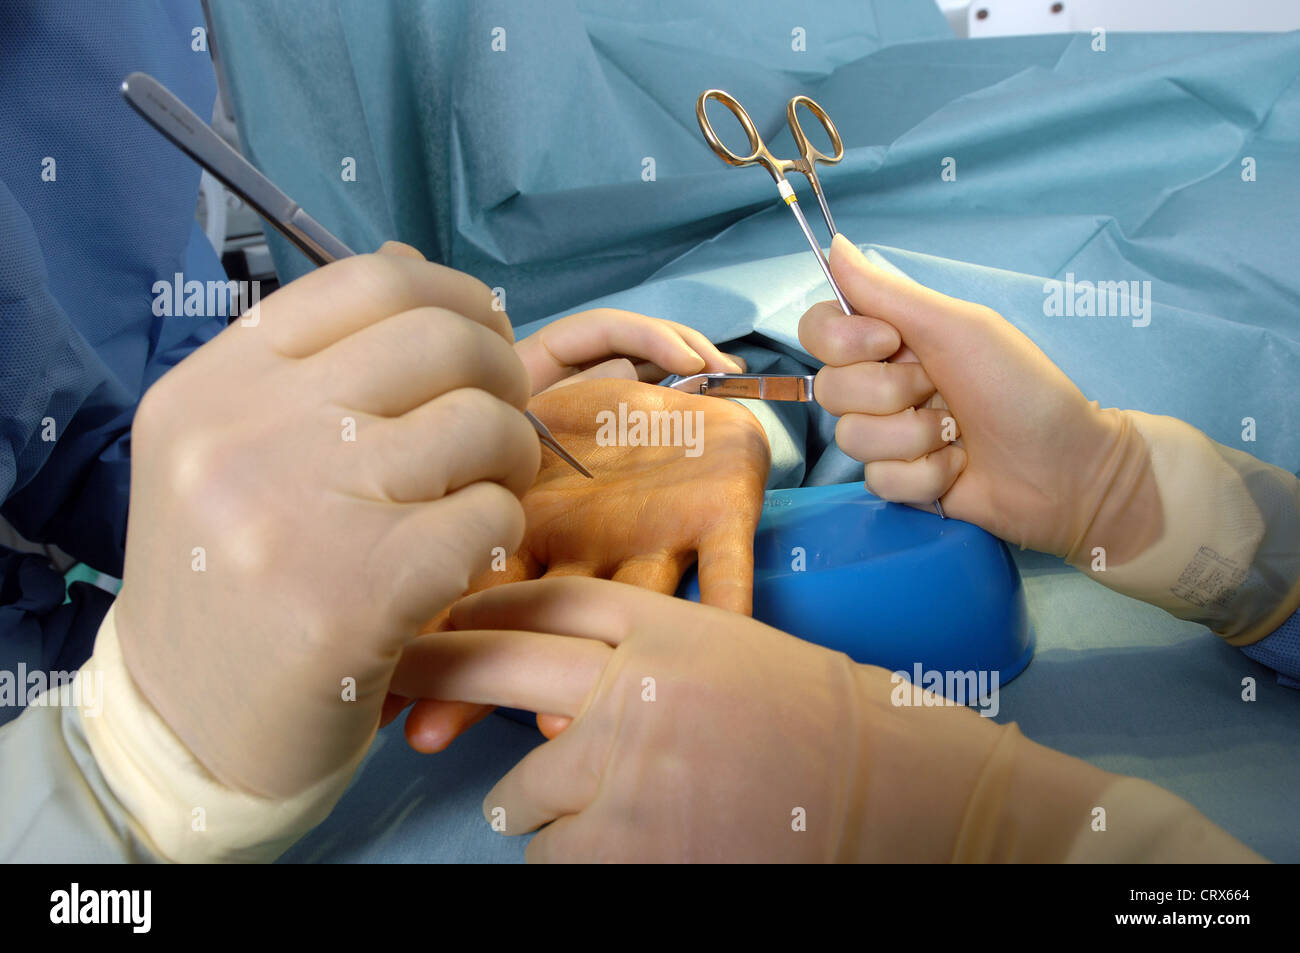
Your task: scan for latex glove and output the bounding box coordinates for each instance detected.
[801,236,1300,644]
[390,578,1261,862]
[514,308,744,394]
[392,377,771,750]
[111,242,539,802]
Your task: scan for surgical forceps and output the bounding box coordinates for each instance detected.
[697,89,850,313]
[694,89,944,517]
[120,72,592,479]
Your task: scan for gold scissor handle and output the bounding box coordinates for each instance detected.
[787,95,844,170]
[695,88,793,183]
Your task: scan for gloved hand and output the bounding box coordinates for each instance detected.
[390,578,1260,862]
[800,236,1300,644]
[514,308,744,394]
[389,377,771,750]
[110,242,539,804]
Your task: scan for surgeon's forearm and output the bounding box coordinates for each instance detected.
[1066,411,1300,647]
[950,725,1266,863]
[827,668,1263,864]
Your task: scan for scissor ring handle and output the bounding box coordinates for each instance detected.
[787,95,844,166]
[696,89,786,181]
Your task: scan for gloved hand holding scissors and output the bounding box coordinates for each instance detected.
[801,236,1300,645]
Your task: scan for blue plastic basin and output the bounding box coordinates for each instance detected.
[678,482,1035,685]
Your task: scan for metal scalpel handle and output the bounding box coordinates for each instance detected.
[121,72,353,266]
[122,72,592,478]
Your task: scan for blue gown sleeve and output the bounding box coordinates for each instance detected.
[1242,609,1300,689]
[0,181,135,576]
[0,0,222,707]
[1238,465,1300,688]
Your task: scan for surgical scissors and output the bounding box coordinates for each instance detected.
[695,89,945,518]
[120,71,592,479]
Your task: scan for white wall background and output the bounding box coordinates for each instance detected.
[935,0,1300,38]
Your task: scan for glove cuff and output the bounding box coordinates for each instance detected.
[951,721,1264,861]
[951,723,1113,862]
[1061,777,1266,862]
[77,605,358,862]
[1067,411,1300,643]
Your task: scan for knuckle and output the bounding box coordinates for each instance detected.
[349,251,408,300]
[451,317,529,402]
[430,307,483,360]
[443,385,499,424]
[459,269,495,306]
[451,482,525,551]
[132,381,173,440]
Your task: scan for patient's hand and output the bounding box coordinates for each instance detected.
[385,377,771,750]
[504,378,770,603]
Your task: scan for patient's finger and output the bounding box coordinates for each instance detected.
[403,699,494,753]
[695,522,756,615]
[537,713,573,739]
[440,552,542,619]
[541,561,602,580]
[610,553,686,595]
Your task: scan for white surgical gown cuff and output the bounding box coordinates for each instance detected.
[77,604,358,863]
